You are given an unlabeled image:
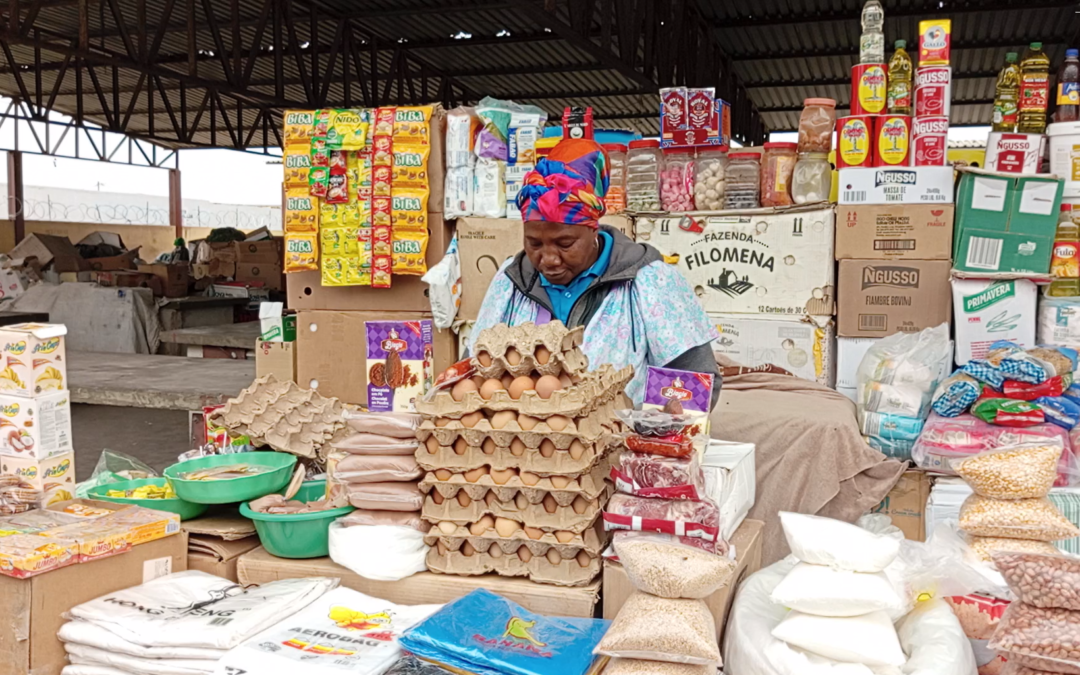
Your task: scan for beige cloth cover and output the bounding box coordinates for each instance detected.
[711,357,905,565]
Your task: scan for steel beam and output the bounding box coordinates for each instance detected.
[6,149,22,243]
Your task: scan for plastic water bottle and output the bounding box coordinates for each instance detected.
[860,0,885,64]
[1057,48,1080,123]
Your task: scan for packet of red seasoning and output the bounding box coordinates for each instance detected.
[625,433,696,458]
[611,452,704,500]
[1003,374,1073,401]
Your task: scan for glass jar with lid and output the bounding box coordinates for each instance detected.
[661,147,695,212]
[797,98,837,153]
[626,139,662,211]
[761,142,798,207]
[694,148,728,211]
[724,153,761,210]
[603,143,628,214]
[792,152,833,204]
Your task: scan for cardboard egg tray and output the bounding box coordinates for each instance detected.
[424,516,606,558]
[416,400,622,449]
[471,321,586,379]
[419,453,614,507]
[426,546,600,587]
[416,438,619,477]
[422,484,612,533]
[415,364,633,419]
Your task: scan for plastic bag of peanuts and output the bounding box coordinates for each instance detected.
[1000,663,1070,675]
[952,443,1065,500]
[989,602,1080,675]
[993,551,1080,610]
[958,494,1080,541]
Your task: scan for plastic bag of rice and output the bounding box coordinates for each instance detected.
[594,591,721,667]
[603,658,715,675]
[612,532,736,599]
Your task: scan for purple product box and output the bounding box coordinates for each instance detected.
[365,319,435,412]
[643,366,715,414]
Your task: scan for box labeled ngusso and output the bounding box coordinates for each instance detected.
[837,260,951,338]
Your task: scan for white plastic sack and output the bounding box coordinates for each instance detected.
[780,512,901,573]
[473,158,506,217]
[1038,294,1080,348]
[421,235,461,329]
[328,521,428,581]
[62,666,130,675]
[895,599,978,675]
[214,587,441,675]
[771,610,905,667]
[68,571,337,650]
[770,562,905,617]
[66,642,215,675]
[60,620,226,660]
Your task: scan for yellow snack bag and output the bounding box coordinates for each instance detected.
[393,106,433,145]
[320,226,359,256]
[357,228,373,286]
[283,151,312,189]
[284,233,318,272]
[327,109,369,150]
[392,229,429,276]
[321,255,348,286]
[284,190,318,233]
[392,145,431,188]
[391,189,429,231]
[320,203,360,227]
[283,110,316,142]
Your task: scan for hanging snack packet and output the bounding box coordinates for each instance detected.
[283,110,316,143]
[393,146,431,188]
[971,397,1045,427]
[312,109,330,137]
[320,225,359,257]
[357,228,373,286]
[326,171,349,204]
[310,137,330,168]
[391,229,428,276]
[284,233,318,273]
[284,190,318,233]
[392,190,429,231]
[283,151,312,190]
[308,165,329,198]
[932,371,983,417]
[326,108,369,150]
[393,106,433,146]
[373,196,392,228]
[372,225,392,288]
[373,253,392,288]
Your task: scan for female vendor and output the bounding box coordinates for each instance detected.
[471,138,721,405]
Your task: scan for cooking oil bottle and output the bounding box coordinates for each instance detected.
[1019,42,1051,134]
[992,52,1021,132]
[887,40,913,115]
[1050,204,1080,297]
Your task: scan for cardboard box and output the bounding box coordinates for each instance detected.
[872,469,932,541]
[838,167,954,205]
[208,241,238,264]
[0,451,74,491]
[836,336,880,390]
[235,262,283,291]
[649,206,836,315]
[296,310,457,406]
[259,302,297,342]
[836,204,954,260]
[953,169,1063,274]
[137,263,190,298]
[84,248,140,272]
[603,519,764,639]
[711,314,836,385]
[0,322,67,397]
[183,512,258,583]
[456,217,524,321]
[234,240,280,264]
[952,278,1038,364]
[256,339,297,382]
[0,390,72,459]
[837,260,951,337]
[238,545,600,617]
[9,234,87,273]
[0,533,187,675]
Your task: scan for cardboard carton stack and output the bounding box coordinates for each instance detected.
[255,302,297,382]
[0,323,74,506]
[415,322,632,586]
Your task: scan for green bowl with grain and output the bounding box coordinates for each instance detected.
[163,452,297,505]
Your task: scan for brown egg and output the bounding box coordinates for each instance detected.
[550,475,571,488]
[469,515,494,535]
[524,526,544,540]
[539,440,556,458]
[568,440,586,460]
[518,415,541,431]
[535,345,551,365]
[534,375,563,400]
[543,494,558,513]
[501,373,515,389]
[477,351,493,367]
[546,549,562,565]
[451,379,478,402]
[462,541,477,557]
[481,438,497,455]
[571,496,588,514]
[555,531,574,543]
[514,494,528,510]
[453,438,469,455]
[432,491,445,505]
[463,467,488,483]
[505,347,521,365]
[479,378,506,400]
[490,411,518,429]
[425,436,440,454]
[559,373,574,388]
[434,417,453,427]
[510,438,526,456]
[456,491,472,507]
[484,492,498,506]
[460,411,484,428]
[434,469,453,481]
[546,415,570,431]
[519,471,540,486]
[494,517,521,537]
[490,468,516,485]
[436,540,448,555]
[518,546,533,562]
[472,375,487,389]
[576,551,592,567]
[507,376,535,400]
[488,543,504,558]
[437,521,457,535]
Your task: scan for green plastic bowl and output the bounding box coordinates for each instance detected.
[87,477,208,520]
[239,480,353,559]
[164,452,297,505]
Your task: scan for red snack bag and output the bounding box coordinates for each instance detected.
[1003,375,1072,401]
[625,434,695,458]
[611,452,704,500]
[603,494,722,550]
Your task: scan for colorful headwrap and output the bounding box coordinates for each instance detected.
[516,138,609,228]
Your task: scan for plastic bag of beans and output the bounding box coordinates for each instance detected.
[993,551,1080,610]
[951,443,1064,500]
[989,602,1080,675]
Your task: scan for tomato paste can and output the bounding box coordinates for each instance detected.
[914,66,952,117]
[912,115,949,166]
[985,131,1044,174]
[851,63,888,115]
[873,114,912,166]
[836,115,876,168]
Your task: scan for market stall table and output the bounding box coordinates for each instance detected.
[160,321,261,358]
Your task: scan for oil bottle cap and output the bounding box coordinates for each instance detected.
[1069,49,1079,58]
[1006,52,1018,62]
[1031,42,1043,50]
[895,39,906,49]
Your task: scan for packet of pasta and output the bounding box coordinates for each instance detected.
[392,229,428,276]
[284,190,318,233]
[284,233,318,272]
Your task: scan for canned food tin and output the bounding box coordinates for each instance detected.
[985,132,1044,174]
[918,19,951,66]
[873,115,912,166]
[912,115,949,166]
[836,115,876,168]
[851,63,888,115]
[914,66,952,117]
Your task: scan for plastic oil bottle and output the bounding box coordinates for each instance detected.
[992,53,1021,132]
[887,40,913,115]
[1018,42,1051,133]
[860,0,885,64]
[1050,204,1080,297]
[1057,48,1080,123]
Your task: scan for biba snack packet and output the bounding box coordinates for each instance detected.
[284,233,318,273]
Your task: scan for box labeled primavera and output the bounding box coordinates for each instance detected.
[649,206,835,315]
[0,323,67,397]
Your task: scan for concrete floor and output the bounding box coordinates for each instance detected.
[72,404,192,481]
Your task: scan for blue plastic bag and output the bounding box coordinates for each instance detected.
[399,589,609,675]
[1035,396,1080,430]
